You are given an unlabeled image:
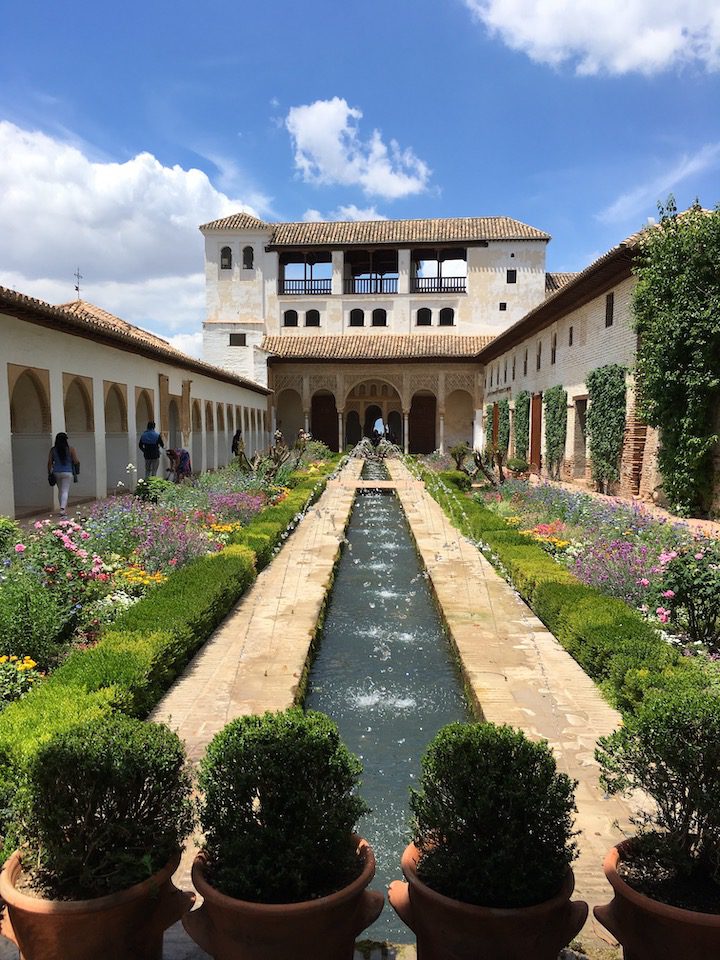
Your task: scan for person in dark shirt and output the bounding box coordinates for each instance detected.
[138,421,164,478]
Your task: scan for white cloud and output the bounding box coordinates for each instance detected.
[286,98,431,199]
[302,204,388,222]
[463,0,720,74]
[597,142,720,223]
[0,121,265,338]
[168,331,204,358]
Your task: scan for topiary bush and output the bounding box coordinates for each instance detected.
[410,722,578,908]
[543,386,568,480]
[438,470,472,492]
[513,392,531,462]
[197,708,369,903]
[20,714,194,898]
[597,691,720,902]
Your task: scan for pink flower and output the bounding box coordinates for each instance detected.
[637,578,650,587]
[695,552,705,560]
[168,558,178,566]
[656,606,670,623]
[34,521,43,530]
[14,543,26,553]
[662,589,675,599]
[81,531,90,540]
[658,550,678,566]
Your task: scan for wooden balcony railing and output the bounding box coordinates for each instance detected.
[343,277,398,295]
[279,279,332,295]
[411,277,467,294]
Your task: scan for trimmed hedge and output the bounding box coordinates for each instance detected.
[0,462,338,811]
[421,468,715,713]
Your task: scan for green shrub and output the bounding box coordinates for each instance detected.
[659,541,720,652]
[507,458,529,473]
[411,722,578,908]
[0,571,71,669]
[20,715,194,898]
[438,470,471,492]
[597,691,720,889]
[197,708,369,903]
[135,476,175,503]
[0,518,21,554]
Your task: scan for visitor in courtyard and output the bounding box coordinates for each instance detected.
[166,447,191,482]
[47,432,80,516]
[231,429,243,457]
[139,421,164,478]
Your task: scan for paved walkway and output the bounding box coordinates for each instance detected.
[1,459,629,959]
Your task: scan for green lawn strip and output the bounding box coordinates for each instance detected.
[421,467,715,714]
[0,462,339,827]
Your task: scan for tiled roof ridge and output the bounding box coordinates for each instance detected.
[261,332,493,361]
[0,286,270,395]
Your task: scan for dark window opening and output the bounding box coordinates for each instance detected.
[523,349,528,376]
[536,341,542,371]
[499,302,507,311]
[411,247,467,293]
[349,309,364,327]
[416,307,432,326]
[507,269,517,284]
[605,291,614,327]
[242,245,254,270]
[504,361,507,384]
[439,307,455,326]
[229,333,247,346]
[372,308,387,327]
[283,309,298,327]
[305,309,320,327]
[512,356,516,380]
[569,325,574,347]
[551,332,557,365]
[220,246,232,270]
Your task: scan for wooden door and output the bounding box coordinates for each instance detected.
[311,394,338,451]
[409,395,436,453]
[530,392,542,473]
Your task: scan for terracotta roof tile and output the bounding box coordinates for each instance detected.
[201,215,550,245]
[545,272,578,295]
[261,333,492,361]
[0,287,271,395]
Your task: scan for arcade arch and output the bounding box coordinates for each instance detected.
[344,378,403,445]
[104,384,128,494]
[276,389,303,447]
[444,389,474,449]
[9,369,52,515]
[311,390,338,451]
[409,390,437,454]
[64,376,94,500]
[192,400,203,475]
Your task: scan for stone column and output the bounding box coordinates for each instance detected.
[473,409,483,450]
[564,400,577,480]
[304,411,310,434]
[403,411,410,455]
[398,249,410,295]
[439,413,445,454]
[126,387,137,491]
[331,251,344,296]
[337,410,344,452]
[0,365,15,517]
[92,377,107,500]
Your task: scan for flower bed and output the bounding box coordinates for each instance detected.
[417,467,719,716]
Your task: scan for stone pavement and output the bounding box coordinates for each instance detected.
[0,459,628,958]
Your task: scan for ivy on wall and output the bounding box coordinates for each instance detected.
[514,391,531,461]
[633,199,720,516]
[497,398,510,455]
[543,386,567,480]
[586,364,627,491]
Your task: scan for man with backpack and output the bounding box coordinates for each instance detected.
[139,421,164,478]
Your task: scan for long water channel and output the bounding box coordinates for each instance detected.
[305,460,472,943]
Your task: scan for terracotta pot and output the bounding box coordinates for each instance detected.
[388,842,587,960]
[183,835,383,960]
[594,840,720,959]
[0,850,193,960]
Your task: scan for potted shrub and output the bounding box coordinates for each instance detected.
[506,457,530,479]
[388,721,587,959]
[0,714,194,960]
[183,707,383,959]
[594,690,720,958]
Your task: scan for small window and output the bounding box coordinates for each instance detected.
[439,307,454,326]
[349,308,364,327]
[499,302,507,311]
[416,307,432,326]
[568,325,574,347]
[506,269,517,284]
[536,340,542,371]
[220,246,232,270]
[229,333,247,346]
[551,332,557,365]
[605,291,614,327]
[504,360,507,384]
[372,308,387,327]
[283,309,298,327]
[305,309,320,327]
[523,349,528,376]
[512,355,516,380]
[242,245,254,270]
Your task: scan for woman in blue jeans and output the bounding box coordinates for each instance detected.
[47,432,80,515]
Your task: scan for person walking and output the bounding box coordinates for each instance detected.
[139,421,164,478]
[231,429,243,457]
[47,432,80,516]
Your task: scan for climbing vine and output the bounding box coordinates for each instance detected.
[586,364,627,492]
[497,398,510,455]
[543,386,567,480]
[513,392,531,461]
[633,199,720,516]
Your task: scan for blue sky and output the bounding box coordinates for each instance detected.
[1,0,719,353]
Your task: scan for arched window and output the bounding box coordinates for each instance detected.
[283,310,298,327]
[220,246,232,270]
[416,308,432,326]
[349,309,364,327]
[439,307,455,326]
[305,309,320,327]
[371,308,387,327]
[242,245,254,270]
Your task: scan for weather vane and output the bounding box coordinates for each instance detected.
[74,267,82,300]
